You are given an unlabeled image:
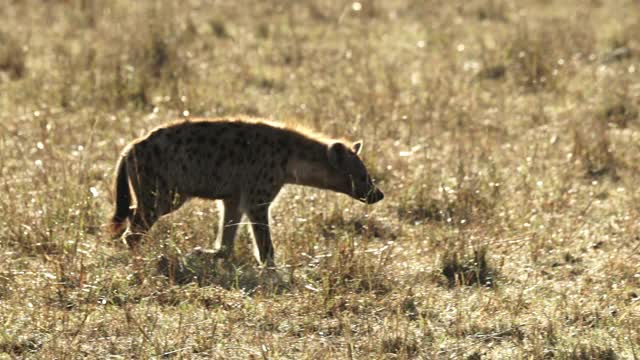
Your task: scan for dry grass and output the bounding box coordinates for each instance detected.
[1,0,639,358]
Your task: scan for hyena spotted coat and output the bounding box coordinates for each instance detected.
[110,117,384,266]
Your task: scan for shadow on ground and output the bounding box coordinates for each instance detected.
[156,248,288,293]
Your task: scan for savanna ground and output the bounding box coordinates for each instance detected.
[1,0,639,358]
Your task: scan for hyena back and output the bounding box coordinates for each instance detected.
[110,117,384,266]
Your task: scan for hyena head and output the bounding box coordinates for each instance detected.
[327,140,384,204]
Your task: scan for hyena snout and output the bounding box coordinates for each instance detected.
[350,175,384,204]
[352,179,384,204]
[365,187,384,204]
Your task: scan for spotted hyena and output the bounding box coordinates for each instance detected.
[110,117,384,266]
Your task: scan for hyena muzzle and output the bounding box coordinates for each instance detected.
[109,118,384,266]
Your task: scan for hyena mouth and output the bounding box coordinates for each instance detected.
[363,188,384,204]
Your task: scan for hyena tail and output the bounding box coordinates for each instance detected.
[110,154,132,237]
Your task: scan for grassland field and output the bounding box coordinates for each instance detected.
[0,0,639,358]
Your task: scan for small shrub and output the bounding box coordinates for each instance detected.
[147,35,171,79]
[308,236,394,296]
[473,0,509,22]
[567,344,618,360]
[256,22,270,38]
[398,187,495,226]
[507,26,553,90]
[401,294,419,321]
[0,32,26,80]
[397,197,454,223]
[476,64,507,80]
[0,335,44,356]
[380,335,418,357]
[441,246,495,287]
[0,272,13,299]
[466,352,482,360]
[601,101,638,128]
[608,21,640,55]
[507,20,594,90]
[321,211,396,241]
[572,118,618,179]
[209,18,230,38]
[602,47,633,63]
[91,13,194,109]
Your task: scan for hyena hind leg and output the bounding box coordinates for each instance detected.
[123,190,188,254]
[246,205,275,267]
[122,209,159,254]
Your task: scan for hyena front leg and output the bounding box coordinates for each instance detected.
[214,197,243,259]
[246,204,275,267]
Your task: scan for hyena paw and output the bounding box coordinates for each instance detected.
[109,220,127,239]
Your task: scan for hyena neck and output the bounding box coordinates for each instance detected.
[285,137,335,191]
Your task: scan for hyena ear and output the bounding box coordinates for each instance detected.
[327,142,348,169]
[352,140,363,155]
